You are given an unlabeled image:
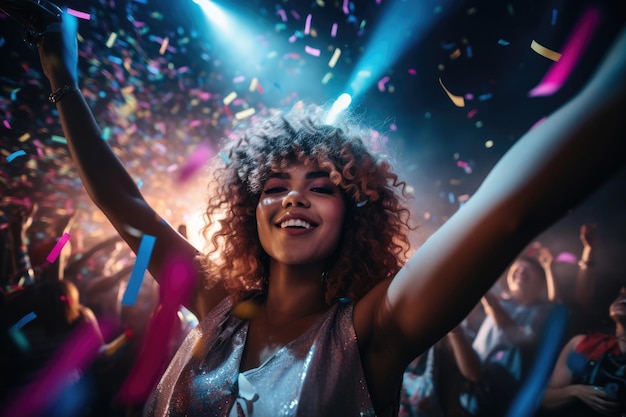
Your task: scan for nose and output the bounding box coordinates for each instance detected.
[282,190,310,208]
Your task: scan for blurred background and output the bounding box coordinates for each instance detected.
[1,0,625,307]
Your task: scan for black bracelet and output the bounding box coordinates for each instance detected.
[48,84,76,103]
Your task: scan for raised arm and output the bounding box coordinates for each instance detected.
[574,224,596,311]
[356,25,626,387]
[538,247,557,302]
[32,12,226,317]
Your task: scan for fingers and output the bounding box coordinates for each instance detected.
[583,387,621,415]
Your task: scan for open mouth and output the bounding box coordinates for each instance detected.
[279,219,313,229]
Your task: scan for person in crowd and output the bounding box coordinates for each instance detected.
[1,1,626,415]
[540,286,626,417]
[1,279,103,407]
[0,197,36,288]
[442,249,560,416]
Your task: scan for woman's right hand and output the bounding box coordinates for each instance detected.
[575,385,621,416]
[36,10,78,89]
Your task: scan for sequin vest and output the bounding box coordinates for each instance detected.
[145,298,398,417]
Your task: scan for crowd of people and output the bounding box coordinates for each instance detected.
[1,0,626,416]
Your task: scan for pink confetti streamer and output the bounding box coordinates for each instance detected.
[331,23,338,38]
[66,8,91,20]
[529,6,602,97]
[304,45,321,56]
[555,252,578,264]
[304,14,312,35]
[343,0,350,15]
[277,9,287,22]
[45,232,71,263]
[2,321,113,417]
[177,143,213,183]
[377,76,390,92]
[117,256,196,404]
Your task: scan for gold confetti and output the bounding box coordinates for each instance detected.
[439,78,465,107]
[328,47,341,68]
[223,92,237,105]
[105,32,117,48]
[159,37,169,55]
[235,108,255,120]
[530,40,562,61]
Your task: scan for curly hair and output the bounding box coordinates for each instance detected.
[199,103,415,304]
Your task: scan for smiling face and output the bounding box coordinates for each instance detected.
[255,162,346,268]
[506,258,545,304]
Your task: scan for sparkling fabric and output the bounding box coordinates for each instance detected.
[145,298,397,417]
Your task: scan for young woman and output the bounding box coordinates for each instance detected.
[541,287,626,417]
[3,2,626,415]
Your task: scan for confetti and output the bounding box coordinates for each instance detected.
[105,32,118,48]
[66,8,91,20]
[6,149,27,163]
[530,40,562,62]
[304,45,321,56]
[46,232,71,263]
[328,47,341,68]
[223,92,237,105]
[438,78,465,107]
[555,252,577,264]
[378,76,390,92]
[506,305,568,417]
[177,142,213,183]
[159,37,169,55]
[529,6,601,97]
[121,234,156,306]
[2,320,114,417]
[235,108,256,120]
[118,256,195,403]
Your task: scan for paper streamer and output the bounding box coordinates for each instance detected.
[506,304,569,417]
[46,233,71,263]
[439,78,465,107]
[530,40,562,62]
[6,150,27,163]
[1,320,114,417]
[121,234,156,306]
[118,256,196,403]
[529,7,602,97]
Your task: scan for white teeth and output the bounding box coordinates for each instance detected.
[280,219,312,229]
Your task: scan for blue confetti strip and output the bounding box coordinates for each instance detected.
[121,234,156,306]
[11,311,37,330]
[506,304,569,417]
[6,149,27,163]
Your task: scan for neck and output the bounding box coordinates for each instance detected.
[265,261,327,317]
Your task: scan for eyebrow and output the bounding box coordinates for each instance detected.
[267,170,330,180]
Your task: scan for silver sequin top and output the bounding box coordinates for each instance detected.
[145,298,397,417]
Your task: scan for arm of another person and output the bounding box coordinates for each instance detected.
[447,326,483,383]
[575,224,596,311]
[538,246,558,302]
[354,26,626,409]
[35,14,227,318]
[542,335,620,415]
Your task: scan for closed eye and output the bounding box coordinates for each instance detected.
[263,187,286,194]
[311,186,334,194]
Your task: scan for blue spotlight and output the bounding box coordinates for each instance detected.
[346,1,448,102]
[191,0,263,65]
[325,93,352,124]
